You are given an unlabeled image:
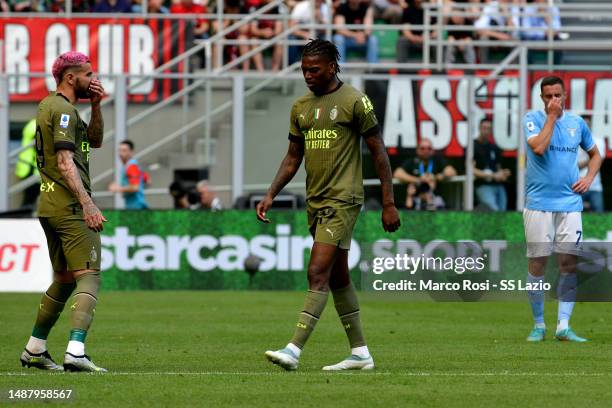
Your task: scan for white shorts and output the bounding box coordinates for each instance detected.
[523,209,583,258]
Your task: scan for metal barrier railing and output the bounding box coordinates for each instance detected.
[3,1,612,77]
[4,39,612,211]
[1,68,529,212]
[4,2,612,211]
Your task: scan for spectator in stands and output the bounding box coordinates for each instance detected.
[333,0,379,64]
[474,0,519,61]
[288,0,332,64]
[8,0,37,11]
[42,0,92,12]
[192,180,223,211]
[372,0,406,25]
[171,0,211,69]
[473,117,511,211]
[0,1,9,11]
[249,0,283,71]
[108,140,150,210]
[170,0,210,39]
[475,0,520,40]
[393,138,457,210]
[12,0,36,11]
[397,0,437,63]
[443,0,478,64]
[579,116,605,212]
[169,181,191,209]
[245,0,262,12]
[93,0,132,12]
[521,0,561,41]
[405,178,446,210]
[520,0,562,64]
[212,0,251,70]
[132,0,169,13]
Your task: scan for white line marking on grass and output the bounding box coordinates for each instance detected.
[1,372,608,377]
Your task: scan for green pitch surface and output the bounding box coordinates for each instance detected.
[1,292,612,407]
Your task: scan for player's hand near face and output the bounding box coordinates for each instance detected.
[88,78,105,105]
[381,204,400,233]
[256,196,273,223]
[572,176,593,194]
[547,97,563,119]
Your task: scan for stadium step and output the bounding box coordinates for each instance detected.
[374,26,399,60]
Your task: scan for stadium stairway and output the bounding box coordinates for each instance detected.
[558,0,612,65]
[9,75,307,210]
[81,76,307,209]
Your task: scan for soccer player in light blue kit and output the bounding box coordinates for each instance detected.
[522,76,602,342]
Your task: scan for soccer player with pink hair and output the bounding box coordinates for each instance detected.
[20,51,108,372]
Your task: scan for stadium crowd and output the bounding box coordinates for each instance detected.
[8,0,587,213]
[1,0,562,68]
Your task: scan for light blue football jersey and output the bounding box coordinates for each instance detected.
[523,110,595,212]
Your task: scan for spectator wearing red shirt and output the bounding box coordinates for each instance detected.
[170,0,210,39]
[212,0,250,70]
[248,0,283,71]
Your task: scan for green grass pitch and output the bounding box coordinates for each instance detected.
[1,291,612,407]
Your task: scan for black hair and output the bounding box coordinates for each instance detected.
[302,39,341,74]
[540,76,564,92]
[480,117,492,126]
[120,140,135,150]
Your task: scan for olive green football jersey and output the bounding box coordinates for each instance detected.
[289,82,378,204]
[35,93,91,217]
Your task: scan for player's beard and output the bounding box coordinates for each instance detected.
[74,78,91,100]
[307,84,321,94]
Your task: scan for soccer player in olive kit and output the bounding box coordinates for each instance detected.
[256,39,400,371]
[20,52,108,372]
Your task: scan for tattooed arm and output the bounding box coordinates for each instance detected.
[87,103,104,148]
[87,78,105,148]
[256,140,304,223]
[364,133,401,232]
[57,149,106,231]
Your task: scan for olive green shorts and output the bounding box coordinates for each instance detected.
[39,214,101,272]
[307,200,361,250]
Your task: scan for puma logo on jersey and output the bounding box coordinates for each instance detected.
[325,228,334,238]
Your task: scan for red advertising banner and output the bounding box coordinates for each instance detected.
[1,17,193,103]
[365,71,612,157]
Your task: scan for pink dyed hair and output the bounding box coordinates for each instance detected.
[51,51,91,85]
